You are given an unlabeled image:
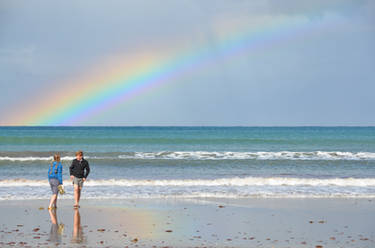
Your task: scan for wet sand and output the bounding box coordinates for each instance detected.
[0,198,374,247]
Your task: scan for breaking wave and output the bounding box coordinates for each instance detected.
[1,151,375,161]
[1,177,374,200]
[118,151,375,160]
[1,177,375,187]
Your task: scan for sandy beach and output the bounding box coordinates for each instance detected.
[0,197,374,247]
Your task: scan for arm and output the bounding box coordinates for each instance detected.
[48,164,51,178]
[69,160,74,176]
[84,161,90,179]
[58,163,63,185]
[69,160,75,180]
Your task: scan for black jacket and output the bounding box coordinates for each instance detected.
[69,158,90,178]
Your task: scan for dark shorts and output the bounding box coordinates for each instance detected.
[73,177,84,188]
[49,178,60,195]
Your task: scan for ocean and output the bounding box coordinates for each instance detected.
[0,126,374,200]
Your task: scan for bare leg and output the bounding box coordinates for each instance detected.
[74,185,80,206]
[77,187,81,203]
[54,194,58,208]
[49,194,57,208]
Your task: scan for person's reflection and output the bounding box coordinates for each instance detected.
[71,208,85,244]
[48,209,63,244]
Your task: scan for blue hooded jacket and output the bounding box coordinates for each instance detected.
[48,161,63,185]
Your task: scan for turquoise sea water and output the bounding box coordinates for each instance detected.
[0,126,374,199]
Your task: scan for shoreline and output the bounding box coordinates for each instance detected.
[0,197,374,247]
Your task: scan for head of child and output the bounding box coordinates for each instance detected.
[53,154,61,162]
[76,151,83,161]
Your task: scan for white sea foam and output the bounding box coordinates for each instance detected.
[2,151,374,161]
[117,151,375,160]
[1,151,375,162]
[4,193,375,201]
[1,177,375,187]
[1,177,375,200]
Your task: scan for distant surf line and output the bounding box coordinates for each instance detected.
[1,151,375,161]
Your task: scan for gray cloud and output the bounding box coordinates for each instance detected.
[0,0,374,125]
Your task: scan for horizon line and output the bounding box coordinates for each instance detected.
[0,125,374,128]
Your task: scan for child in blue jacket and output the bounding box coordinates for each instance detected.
[48,154,63,209]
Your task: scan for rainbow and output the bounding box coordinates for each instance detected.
[7,17,323,126]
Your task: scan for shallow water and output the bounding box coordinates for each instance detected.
[0,126,374,199]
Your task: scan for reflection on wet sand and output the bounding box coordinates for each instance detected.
[71,208,85,244]
[48,209,63,244]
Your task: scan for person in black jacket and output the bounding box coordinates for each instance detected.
[70,150,90,208]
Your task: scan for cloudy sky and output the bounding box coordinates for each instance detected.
[0,0,374,126]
